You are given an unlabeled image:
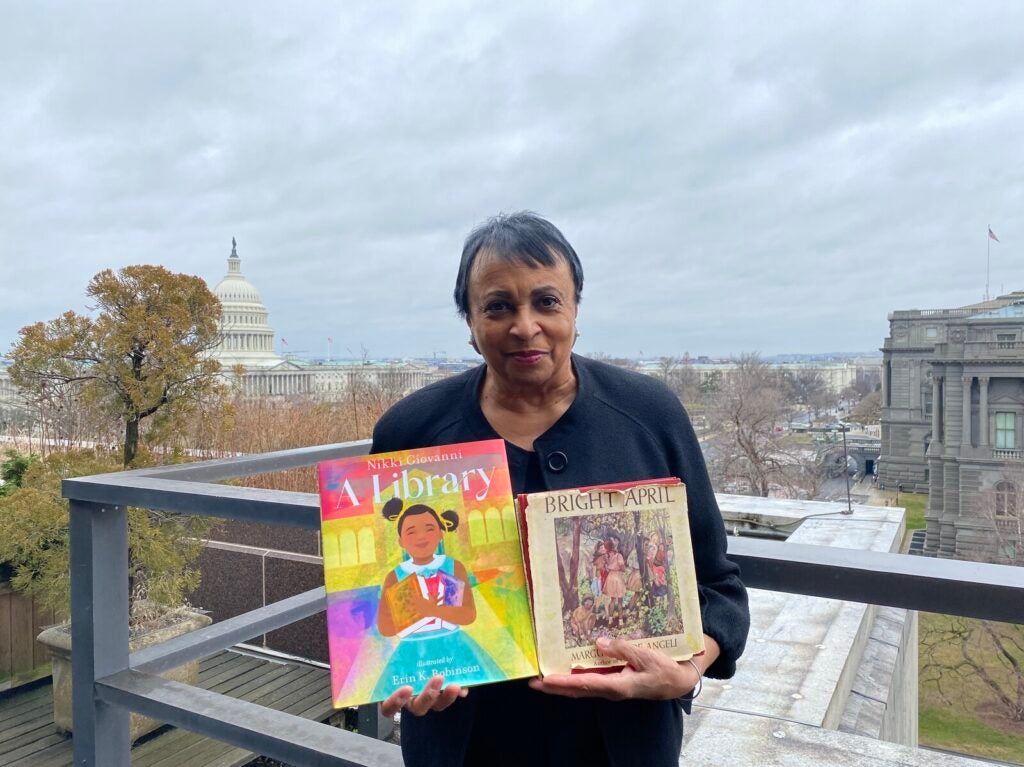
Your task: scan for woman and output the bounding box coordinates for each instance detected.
[371,212,749,767]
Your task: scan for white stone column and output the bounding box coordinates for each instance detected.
[931,374,942,445]
[979,376,990,448]
[962,374,973,447]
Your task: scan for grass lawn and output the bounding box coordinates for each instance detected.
[920,707,1024,764]
[919,612,1024,764]
[900,492,927,530]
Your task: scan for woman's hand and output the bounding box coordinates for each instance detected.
[380,675,468,717]
[527,637,704,701]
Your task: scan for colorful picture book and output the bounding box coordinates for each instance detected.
[318,439,538,708]
[518,480,704,675]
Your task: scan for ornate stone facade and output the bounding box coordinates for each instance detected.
[879,292,1024,562]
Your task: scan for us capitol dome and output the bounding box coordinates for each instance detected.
[210,238,285,369]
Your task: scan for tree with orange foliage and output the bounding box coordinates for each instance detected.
[8,265,225,466]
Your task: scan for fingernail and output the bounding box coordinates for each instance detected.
[459,688,469,698]
[596,638,610,650]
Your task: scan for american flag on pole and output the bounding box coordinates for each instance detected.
[328,337,333,343]
[281,337,288,346]
[989,227,1001,243]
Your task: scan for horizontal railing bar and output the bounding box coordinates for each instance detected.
[136,440,373,482]
[62,475,321,528]
[730,536,1024,623]
[131,588,327,674]
[62,474,1024,620]
[96,669,401,766]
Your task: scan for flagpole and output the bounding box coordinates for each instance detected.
[986,224,991,301]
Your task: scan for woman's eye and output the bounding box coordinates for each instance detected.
[483,301,510,313]
[538,295,560,309]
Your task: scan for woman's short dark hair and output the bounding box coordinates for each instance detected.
[453,211,584,319]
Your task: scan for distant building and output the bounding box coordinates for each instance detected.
[208,241,450,400]
[879,291,1024,562]
[635,359,862,395]
[0,364,26,425]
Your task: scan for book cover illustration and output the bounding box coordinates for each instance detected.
[522,481,704,675]
[318,439,538,708]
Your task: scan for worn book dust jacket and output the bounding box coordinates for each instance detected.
[521,480,704,675]
[318,439,538,708]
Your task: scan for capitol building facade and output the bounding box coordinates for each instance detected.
[209,241,450,399]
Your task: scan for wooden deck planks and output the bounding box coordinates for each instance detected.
[137,665,331,767]
[0,650,334,767]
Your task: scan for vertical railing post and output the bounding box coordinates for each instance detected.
[358,704,394,740]
[70,499,130,766]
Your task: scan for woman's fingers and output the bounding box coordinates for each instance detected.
[595,637,648,669]
[528,639,699,701]
[400,675,467,716]
[529,671,631,700]
[432,682,466,711]
[380,686,413,717]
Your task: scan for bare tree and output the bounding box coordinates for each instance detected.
[847,390,882,426]
[706,354,793,497]
[654,355,700,407]
[782,369,834,421]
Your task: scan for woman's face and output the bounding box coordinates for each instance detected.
[399,512,443,560]
[466,251,578,392]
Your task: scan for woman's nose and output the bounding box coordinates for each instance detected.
[510,308,541,339]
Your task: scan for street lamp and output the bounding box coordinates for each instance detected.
[839,423,853,515]
[896,482,903,507]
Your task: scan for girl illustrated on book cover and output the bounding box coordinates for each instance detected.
[371,497,501,701]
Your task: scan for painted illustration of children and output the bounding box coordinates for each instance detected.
[647,532,669,598]
[590,540,607,598]
[372,497,501,701]
[570,596,597,643]
[625,547,643,610]
[603,537,627,625]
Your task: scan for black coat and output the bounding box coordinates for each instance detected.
[371,355,749,767]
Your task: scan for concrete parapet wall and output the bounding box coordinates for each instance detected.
[709,499,920,757]
[839,607,918,745]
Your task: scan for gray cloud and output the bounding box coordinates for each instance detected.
[2,1,1023,359]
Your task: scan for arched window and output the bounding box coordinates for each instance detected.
[484,508,504,542]
[468,510,487,545]
[357,527,377,563]
[338,529,358,566]
[323,533,341,569]
[995,481,1017,518]
[466,507,519,545]
[501,507,518,541]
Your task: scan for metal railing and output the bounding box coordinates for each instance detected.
[63,440,1024,766]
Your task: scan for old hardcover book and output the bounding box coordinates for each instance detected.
[520,480,704,675]
[318,439,538,708]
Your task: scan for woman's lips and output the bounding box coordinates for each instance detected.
[510,351,547,364]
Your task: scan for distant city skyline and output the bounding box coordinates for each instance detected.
[3,3,1022,359]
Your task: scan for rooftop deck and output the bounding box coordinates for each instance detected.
[0,650,333,766]
[56,440,1024,766]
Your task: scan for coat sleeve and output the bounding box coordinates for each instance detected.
[664,399,749,679]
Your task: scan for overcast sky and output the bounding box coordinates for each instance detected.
[2,2,1023,360]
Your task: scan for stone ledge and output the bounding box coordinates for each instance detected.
[681,708,987,767]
